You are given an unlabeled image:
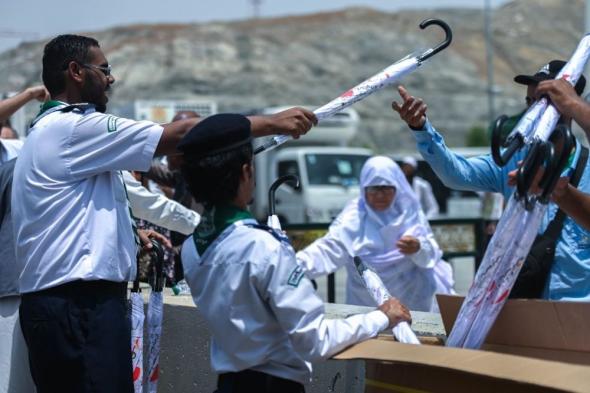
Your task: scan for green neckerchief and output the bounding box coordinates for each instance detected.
[36,100,67,117]
[193,204,254,255]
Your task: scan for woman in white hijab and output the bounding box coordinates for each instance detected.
[296,156,454,312]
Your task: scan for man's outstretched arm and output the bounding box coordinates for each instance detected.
[0,85,49,121]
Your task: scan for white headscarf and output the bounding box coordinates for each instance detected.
[335,156,433,264]
[330,156,453,310]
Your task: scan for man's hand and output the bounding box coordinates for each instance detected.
[536,78,590,135]
[267,107,318,139]
[26,85,49,102]
[550,177,571,203]
[378,297,412,328]
[138,229,172,250]
[396,235,420,255]
[535,78,583,120]
[392,85,427,130]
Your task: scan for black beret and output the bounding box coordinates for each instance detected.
[177,114,252,158]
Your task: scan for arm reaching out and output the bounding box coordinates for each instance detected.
[0,85,49,121]
[155,107,318,157]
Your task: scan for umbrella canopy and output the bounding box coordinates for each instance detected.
[130,291,145,393]
[254,18,452,155]
[354,257,420,345]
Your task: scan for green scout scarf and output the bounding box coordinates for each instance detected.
[193,204,254,255]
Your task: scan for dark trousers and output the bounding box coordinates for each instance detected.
[19,280,133,393]
[216,370,305,393]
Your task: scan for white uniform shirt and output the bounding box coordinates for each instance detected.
[412,176,439,218]
[12,104,163,293]
[122,171,200,235]
[181,219,388,384]
[0,139,23,165]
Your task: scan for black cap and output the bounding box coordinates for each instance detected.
[177,114,252,158]
[514,60,586,95]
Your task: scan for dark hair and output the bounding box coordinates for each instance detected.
[42,34,99,96]
[182,143,253,207]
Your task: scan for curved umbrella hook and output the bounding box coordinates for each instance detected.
[417,18,453,63]
[268,175,300,217]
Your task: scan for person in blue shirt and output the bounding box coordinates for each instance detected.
[391,60,590,301]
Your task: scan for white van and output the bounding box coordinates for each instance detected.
[252,107,372,223]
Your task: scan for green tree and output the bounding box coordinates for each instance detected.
[466,124,489,147]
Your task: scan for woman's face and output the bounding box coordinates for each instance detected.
[365,186,396,211]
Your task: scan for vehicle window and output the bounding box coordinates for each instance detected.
[278,160,300,179]
[305,154,369,186]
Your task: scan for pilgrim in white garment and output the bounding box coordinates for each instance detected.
[297,156,454,311]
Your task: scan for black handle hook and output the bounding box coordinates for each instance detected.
[491,114,524,167]
[516,140,552,210]
[538,125,575,203]
[268,175,300,216]
[150,239,166,292]
[417,19,453,63]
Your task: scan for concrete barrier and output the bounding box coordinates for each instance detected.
[1,290,444,393]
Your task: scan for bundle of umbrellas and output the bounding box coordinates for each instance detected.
[446,34,590,349]
[130,240,166,393]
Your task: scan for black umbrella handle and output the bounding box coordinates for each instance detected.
[150,239,166,292]
[538,124,575,202]
[491,114,524,167]
[268,175,300,216]
[417,19,453,63]
[516,139,550,202]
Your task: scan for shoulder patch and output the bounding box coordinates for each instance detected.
[107,116,119,133]
[287,266,305,288]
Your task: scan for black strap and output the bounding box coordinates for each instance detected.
[544,146,588,238]
[245,223,291,245]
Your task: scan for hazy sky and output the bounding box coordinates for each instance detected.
[0,0,509,53]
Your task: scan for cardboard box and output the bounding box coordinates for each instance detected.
[437,295,590,365]
[334,295,590,392]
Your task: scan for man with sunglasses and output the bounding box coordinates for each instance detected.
[12,34,316,393]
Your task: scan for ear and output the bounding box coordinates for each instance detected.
[240,162,251,182]
[66,61,85,84]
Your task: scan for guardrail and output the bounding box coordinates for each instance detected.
[284,217,486,302]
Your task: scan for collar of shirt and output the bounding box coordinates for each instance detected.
[37,100,68,116]
[193,204,253,255]
[31,100,94,128]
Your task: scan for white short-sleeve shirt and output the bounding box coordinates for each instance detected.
[12,103,164,293]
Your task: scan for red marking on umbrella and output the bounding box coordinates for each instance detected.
[150,365,160,382]
[562,74,571,81]
[133,367,142,381]
[487,281,496,293]
[133,337,141,350]
[495,289,509,304]
[341,89,354,98]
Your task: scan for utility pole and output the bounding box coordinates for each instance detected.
[484,0,496,123]
[250,0,263,19]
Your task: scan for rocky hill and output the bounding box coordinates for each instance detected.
[0,0,585,151]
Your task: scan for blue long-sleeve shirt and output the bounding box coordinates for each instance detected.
[414,119,590,301]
